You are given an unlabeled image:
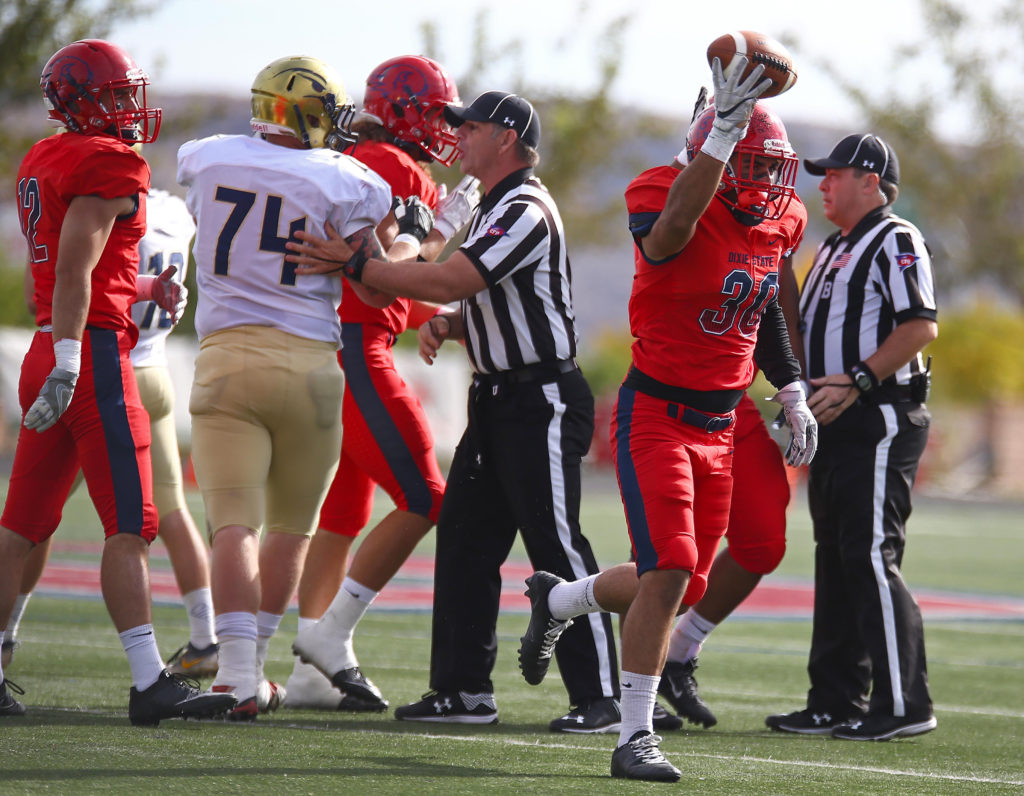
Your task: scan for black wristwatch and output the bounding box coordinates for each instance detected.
[847,361,878,395]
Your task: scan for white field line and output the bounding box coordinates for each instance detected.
[44,711,1019,789]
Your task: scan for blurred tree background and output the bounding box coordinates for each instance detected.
[785,0,1024,407]
[0,0,155,326]
[1,0,1022,415]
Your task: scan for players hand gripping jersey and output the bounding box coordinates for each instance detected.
[341,140,439,334]
[177,134,391,347]
[626,165,807,390]
[131,189,196,367]
[18,132,150,340]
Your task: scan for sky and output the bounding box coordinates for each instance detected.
[104,0,1011,141]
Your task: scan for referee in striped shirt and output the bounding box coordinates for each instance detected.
[287,90,620,730]
[766,134,939,741]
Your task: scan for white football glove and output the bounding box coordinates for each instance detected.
[434,175,481,241]
[768,380,818,467]
[702,56,772,163]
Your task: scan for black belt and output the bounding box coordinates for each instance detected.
[860,384,915,405]
[624,365,742,414]
[666,402,734,433]
[475,358,578,387]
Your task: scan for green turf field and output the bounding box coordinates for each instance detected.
[1,474,1023,794]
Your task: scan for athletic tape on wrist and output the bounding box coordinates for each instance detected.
[53,338,82,375]
[700,128,738,164]
[394,232,423,250]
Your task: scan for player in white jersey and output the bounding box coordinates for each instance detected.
[131,189,219,679]
[176,55,394,719]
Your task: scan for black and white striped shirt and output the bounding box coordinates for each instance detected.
[799,206,937,386]
[458,168,577,374]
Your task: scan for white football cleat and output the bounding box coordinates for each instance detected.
[284,658,343,710]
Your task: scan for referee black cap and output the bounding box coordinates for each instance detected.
[804,133,900,185]
[444,90,541,148]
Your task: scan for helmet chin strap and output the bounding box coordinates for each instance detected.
[730,205,766,227]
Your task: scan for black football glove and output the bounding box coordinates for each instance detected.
[394,196,435,243]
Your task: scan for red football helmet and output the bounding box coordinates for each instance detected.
[362,55,460,166]
[685,100,797,224]
[41,39,161,144]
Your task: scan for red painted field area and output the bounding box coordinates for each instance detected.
[35,543,1024,620]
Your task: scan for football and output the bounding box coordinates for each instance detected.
[706,30,797,98]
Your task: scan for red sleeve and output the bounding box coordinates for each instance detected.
[625,167,675,215]
[61,145,149,203]
[353,143,439,209]
[406,301,442,329]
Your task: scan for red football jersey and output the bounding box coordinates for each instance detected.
[17,133,150,339]
[340,141,439,332]
[625,165,807,391]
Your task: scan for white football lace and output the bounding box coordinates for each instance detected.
[539,617,573,660]
[631,733,667,763]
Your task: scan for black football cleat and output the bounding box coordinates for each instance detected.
[0,679,26,717]
[659,658,717,728]
[129,670,237,726]
[518,572,573,686]
[610,731,681,782]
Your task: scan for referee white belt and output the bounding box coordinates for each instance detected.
[475,358,579,387]
[666,402,734,433]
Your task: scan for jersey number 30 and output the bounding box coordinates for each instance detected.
[699,269,779,337]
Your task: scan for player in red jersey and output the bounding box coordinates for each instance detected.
[286,55,480,710]
[0,39,234,724]
[517,60,816,780]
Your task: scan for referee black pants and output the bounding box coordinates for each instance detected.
[428,368,620,705]
[806,400,933,720]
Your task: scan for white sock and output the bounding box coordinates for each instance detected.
[213,612,258,692]
[320,577,377,669]
[8,593,31,638]
[297,616,318,634]
[256,611,283,676]
[181,588,216,649]
[667,609,717,663]
[0,630,6,683]
[547,574,601,620]
[618,671,660,747]
[119,624,165,691]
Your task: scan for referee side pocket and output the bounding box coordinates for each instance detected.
[906,405,931,428]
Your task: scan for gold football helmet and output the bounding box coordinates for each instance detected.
[250,56,356,149]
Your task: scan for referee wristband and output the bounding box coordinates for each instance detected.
[847,361,879,394]
[431,314,451,336]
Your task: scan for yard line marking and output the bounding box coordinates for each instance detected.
[28,709,1024,786]
[259,726,1024,787]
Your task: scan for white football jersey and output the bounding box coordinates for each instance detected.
[177,134,391,347]
[130,189,196,368]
